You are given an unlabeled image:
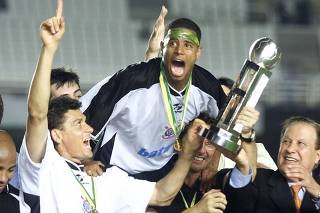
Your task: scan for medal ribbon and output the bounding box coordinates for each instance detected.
[70,169,97,212]
[159,63,192,138]
[180,190,197,209]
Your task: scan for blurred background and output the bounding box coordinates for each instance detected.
[0,0,319,161]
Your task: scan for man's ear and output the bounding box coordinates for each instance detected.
[50,129,63,144]
[196,46,202,60]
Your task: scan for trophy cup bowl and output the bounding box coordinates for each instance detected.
[249,37,282,70]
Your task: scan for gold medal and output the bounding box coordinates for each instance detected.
[91,209,98,213]
[173,138,182,152]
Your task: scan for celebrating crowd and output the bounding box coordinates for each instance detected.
[1,1,320,213]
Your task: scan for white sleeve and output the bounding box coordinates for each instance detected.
[18,135,41,196]
[99,166,156,212]
[122,175,155,212]
[18,130,57,196]
[256,143,277,171]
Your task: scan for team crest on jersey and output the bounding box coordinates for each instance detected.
[81,196,94,213]
[162,126,175,139]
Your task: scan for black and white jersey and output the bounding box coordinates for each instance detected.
[0,184,39,213]
[81,58,226,174]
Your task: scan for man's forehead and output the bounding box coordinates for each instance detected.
[284,122,317,143]
[64,109,85,121]
[165,28,200,46]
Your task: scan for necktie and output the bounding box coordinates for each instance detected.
[291,185,302,213]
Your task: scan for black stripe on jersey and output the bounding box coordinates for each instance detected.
[84,58,161,135]
[192,64,226,110]
[1,185,40,213]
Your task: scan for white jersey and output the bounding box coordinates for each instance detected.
[81,58,226,174]
[18,132,155,213]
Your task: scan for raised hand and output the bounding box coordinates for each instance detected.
[236,106,260,136]
[181,118,208,159]
[40,0,65,50]
[144,5,168,61]
[83,160,105,177]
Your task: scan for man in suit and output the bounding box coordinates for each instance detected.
[219,116,320,213]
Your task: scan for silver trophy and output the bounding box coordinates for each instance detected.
[199,37,281,154]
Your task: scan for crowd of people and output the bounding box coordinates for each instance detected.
[1,0,320,212]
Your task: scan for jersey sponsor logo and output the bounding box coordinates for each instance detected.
[173,103,183,113]
[162,126,175,139]
[137,144,172,158]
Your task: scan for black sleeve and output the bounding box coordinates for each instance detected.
[23,192,40,213]
[215,169,257,213]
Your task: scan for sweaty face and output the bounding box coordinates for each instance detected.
[56,110,93,163]
[162,28,201,91]
[51,82,82,100]
[0,136,16,193]
[277,122,320,176]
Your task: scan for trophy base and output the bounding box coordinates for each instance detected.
[199,127,240,154]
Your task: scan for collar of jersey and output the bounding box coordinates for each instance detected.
[65,158,84,172]
[0,184,9,194]
[168,84,187,97]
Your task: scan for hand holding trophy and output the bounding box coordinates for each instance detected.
[200,37,281,154]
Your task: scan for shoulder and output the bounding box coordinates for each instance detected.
[254,168,279,185]
[8,184,19,196]
[192,64,220,87]
[112,58,161,88]
[191,64,226,107]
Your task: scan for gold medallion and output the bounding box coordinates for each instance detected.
[173,138,182,152]
[91,209,98,213]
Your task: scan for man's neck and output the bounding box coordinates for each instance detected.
[167,77,189,92]
[184,171,201,188]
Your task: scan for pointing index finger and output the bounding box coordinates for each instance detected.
[56,0,63,18]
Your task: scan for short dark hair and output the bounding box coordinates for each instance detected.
[51,67,80,89]
[280,116,320,150]
[167,18,201,42]
[48,96,82,130]
[218,77,234,90]
[0,94,3,124]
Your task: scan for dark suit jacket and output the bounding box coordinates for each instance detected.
[217,168,319,213]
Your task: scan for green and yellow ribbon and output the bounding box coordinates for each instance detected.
[159,63,192,151]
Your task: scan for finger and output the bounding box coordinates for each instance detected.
[217,202,227,210]
[49,19,56,34]
[86,170,92,176]
[56,0,63,19]
[91,170,99,177]
[206,189,221,194]
[97,161,105,168]
[154,5,168,30]
[160,5,168,19]
[97,168,104,176]
[59,16,66,33]
[52,17,60,33]
[291,182,303,187]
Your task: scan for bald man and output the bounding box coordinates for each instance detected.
[0,130,39,213]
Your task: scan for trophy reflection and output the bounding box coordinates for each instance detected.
[199,37,281,154]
